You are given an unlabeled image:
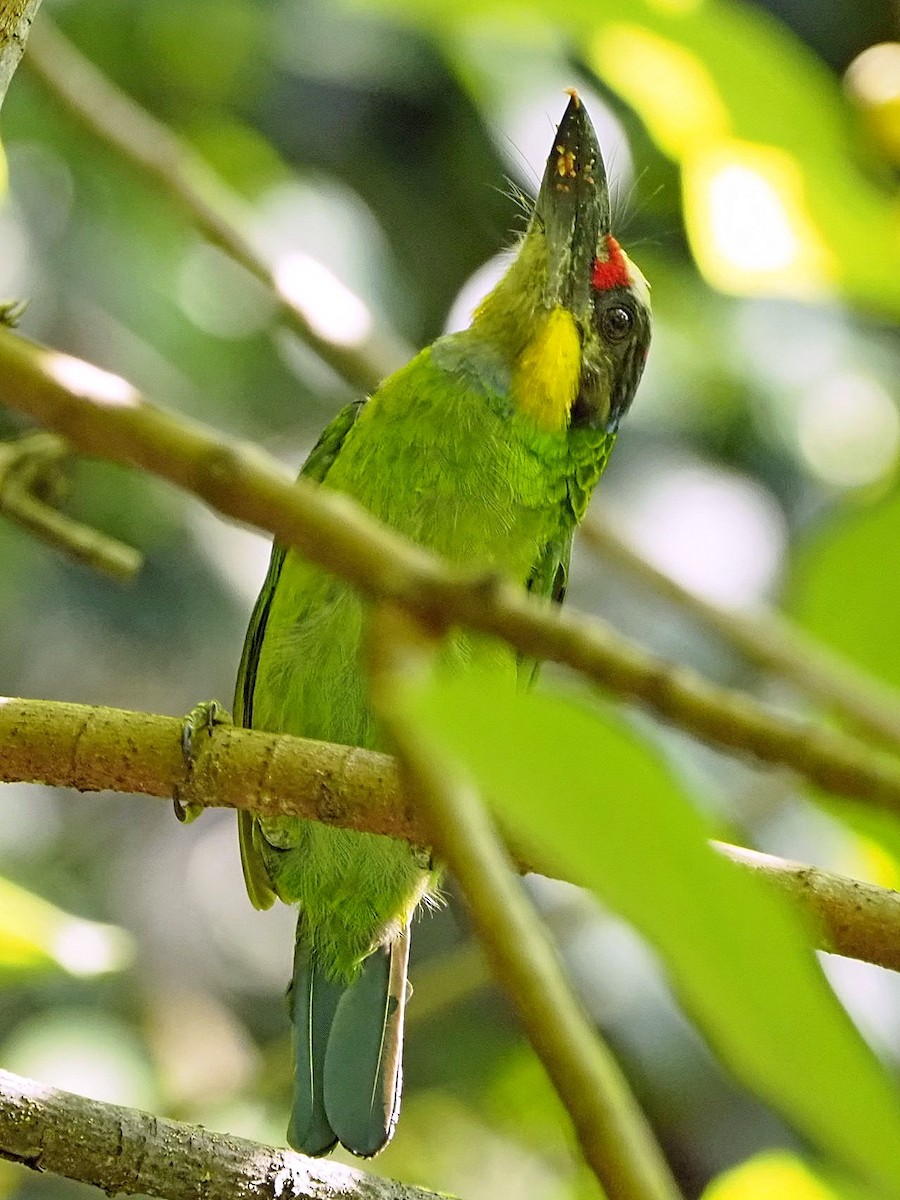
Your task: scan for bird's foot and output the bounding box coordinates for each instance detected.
[0,299,27,327]
[174,699,231,823]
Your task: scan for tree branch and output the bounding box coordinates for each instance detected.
[0,0,42,108]
[581,516,900,750]
[368,607,682,1200]
[4,695,900,975]
[24,11,900,774]
[0,696,410,837]
[24,15,412,394]
[24,11,900,777]
[4,328,900,816]
[0,1069,453,1200]
[713,842,900,974]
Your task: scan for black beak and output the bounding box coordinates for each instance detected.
[533,92,611,315]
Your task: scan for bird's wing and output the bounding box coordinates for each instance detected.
[519,522,574,688]
[235,400,365,910]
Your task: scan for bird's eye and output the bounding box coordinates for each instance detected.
[600,304,634,341]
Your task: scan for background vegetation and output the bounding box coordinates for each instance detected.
[1,0,899,1197]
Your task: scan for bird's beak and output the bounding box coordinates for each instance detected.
[533,92,610,316]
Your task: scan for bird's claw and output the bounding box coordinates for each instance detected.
[181,699,229,759]
[175,699,231,823]
[0,299,28,328]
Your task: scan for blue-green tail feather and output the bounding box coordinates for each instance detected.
[324,927,409,1158]
[288,923,409,1159]
[287,931,343,1156]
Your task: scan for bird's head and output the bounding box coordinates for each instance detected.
[473,92,651,435]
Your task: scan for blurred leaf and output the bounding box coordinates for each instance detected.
[402,671,900,1194]
[790,488,900,691]
[356,0,900,315]
[1,1008,157,1107]
[702,1150,875,1200]
[0,875,132,980]
[139,2,263,110]
[588,2,898,310]
[845,44,900,169]
[804,791,900,894]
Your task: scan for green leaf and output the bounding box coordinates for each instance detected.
[790,488,900,694]
[702,1150,877,1200]
[403,672,900,1195]
[787,489,900,873]
[0,876,133,981]
[355,0,900,316]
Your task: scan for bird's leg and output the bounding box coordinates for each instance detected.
[175,699,231,822]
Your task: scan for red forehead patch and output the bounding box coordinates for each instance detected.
[591,236,630,291]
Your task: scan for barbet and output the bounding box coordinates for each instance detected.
[234,93,651,1158]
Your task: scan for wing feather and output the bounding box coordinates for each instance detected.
[235,401,365,909]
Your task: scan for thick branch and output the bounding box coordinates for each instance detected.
[4,695,900,974]
[0,696,410,837]
[0,1069,452,1200]
[24,16,411,394]
[4,330,900,817]
[713,842,900,974]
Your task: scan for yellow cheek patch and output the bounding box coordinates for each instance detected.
[512,306,582,432]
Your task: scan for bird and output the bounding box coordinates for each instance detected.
[233,91,652,1159]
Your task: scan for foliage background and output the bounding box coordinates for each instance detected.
[1,0,899,1197]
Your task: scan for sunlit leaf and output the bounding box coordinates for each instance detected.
[402,672,900,1194]
[356,0,900,315]
[0,875,133,980]
[702,1150,874,1200]
[845,43,900,168]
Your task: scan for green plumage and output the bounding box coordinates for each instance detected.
[233,96,651,1158]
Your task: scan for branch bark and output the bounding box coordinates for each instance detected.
[0,1069,453,1200]
[4,329,900,817]
[0,696,409,837]
[4,695,900,975]
[0,0,41,108]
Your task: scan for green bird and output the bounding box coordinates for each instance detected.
[234,93,651,1158]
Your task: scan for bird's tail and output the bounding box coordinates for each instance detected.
[288,921,410,1158]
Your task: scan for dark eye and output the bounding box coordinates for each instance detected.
[600,304,634,341]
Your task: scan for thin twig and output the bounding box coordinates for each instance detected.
[367,607,682,1200]
[3,329,900,815]
[0,432,142,578]
[581,516,900,748]
[3,694,900,974]
[0,1068,453,1200]
[24,16,413,394]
